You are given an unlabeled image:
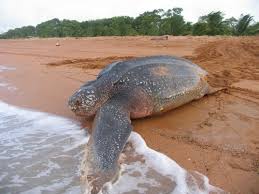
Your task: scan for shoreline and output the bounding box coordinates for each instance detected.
[0,36,259,193]
[0,100,224,194]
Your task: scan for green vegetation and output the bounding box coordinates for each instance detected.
[1,8,258,39]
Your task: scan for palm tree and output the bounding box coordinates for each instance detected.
[234,14,253,35]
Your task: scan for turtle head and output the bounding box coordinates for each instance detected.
[68,85,100,117]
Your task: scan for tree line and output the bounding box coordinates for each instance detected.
[1,8,259,39]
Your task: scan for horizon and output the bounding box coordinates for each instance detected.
[1,0,259,33]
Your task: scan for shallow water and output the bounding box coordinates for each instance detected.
[0,64,225,194]
[0,65,16,72]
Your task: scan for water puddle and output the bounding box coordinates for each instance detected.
[0,64,17,91]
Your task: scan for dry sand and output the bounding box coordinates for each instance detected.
[0,36,258,194]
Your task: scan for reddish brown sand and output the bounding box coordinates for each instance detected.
[0,36,259,194]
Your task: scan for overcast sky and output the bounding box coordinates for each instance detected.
[0,0,258,33]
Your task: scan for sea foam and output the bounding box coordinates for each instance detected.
[85,132,226,194]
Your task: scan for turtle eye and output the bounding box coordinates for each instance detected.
[75,99,81,106]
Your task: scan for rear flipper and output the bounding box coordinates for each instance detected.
[81,96,132,194]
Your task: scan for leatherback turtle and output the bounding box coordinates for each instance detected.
[68,55,212,193]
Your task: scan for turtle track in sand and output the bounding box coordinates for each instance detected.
[185,37,259,158]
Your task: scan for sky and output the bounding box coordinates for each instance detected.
[0,0,258,33]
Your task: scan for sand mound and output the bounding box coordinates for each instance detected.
[186,37,259,88]
[46,56,134,69]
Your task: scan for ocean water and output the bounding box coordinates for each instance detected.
[0,100,88,194]
[0,65,225,194]
[0,65,88,194]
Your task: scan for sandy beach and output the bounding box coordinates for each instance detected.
[0,36,259,194]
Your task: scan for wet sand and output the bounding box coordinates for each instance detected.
[0,36,259,194]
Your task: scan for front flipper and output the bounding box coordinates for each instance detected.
[81,97,132,194]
